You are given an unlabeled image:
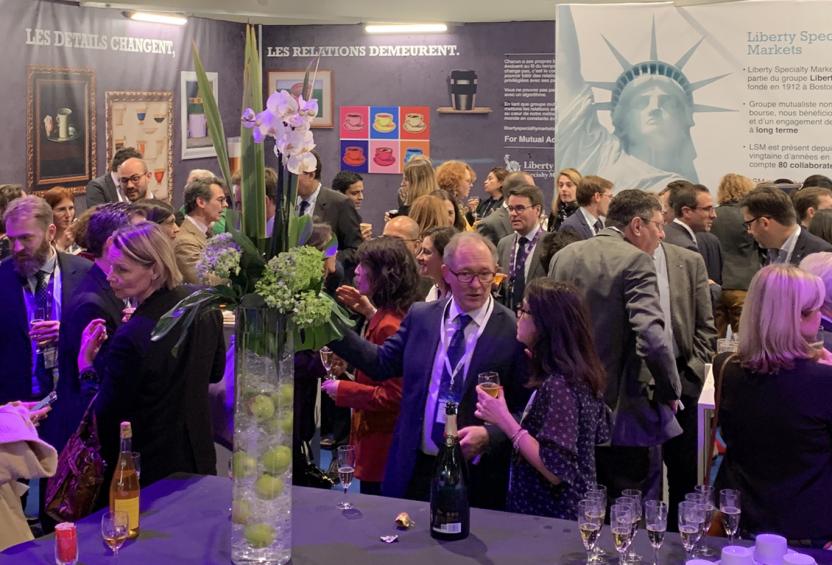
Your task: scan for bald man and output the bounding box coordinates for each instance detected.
[383,215,420,257]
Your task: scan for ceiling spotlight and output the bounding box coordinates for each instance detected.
[364,23,448,34]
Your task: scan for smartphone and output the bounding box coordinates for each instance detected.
[33,391,57,411]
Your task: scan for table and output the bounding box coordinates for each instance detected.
[3,475,829,564]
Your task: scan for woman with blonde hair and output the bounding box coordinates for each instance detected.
[79,222,224,491]
[710,172,760,336]
[547,168,581,232]
[713,264,832,543]
[408,194,452,234]
[399,156,437,213]
[43,186,78,253]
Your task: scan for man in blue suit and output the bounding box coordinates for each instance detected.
[330,232,528,510]
[558,175,613,240]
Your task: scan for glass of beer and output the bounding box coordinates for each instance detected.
[478,371,500,398]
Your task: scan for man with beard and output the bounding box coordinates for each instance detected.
[116,157,153,203]
[0,196,90,406]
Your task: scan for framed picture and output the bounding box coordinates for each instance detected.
[180,71,218,160]
[106,91,174,202]
[267,70,333,128]
[27,66,96,194]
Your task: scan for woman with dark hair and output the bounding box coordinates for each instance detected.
[129,199,180,240]
[475,278,609,519]
[809,208,832,245]
[470,167,508,223]
[417,226,457,301]
[322,236,420,494]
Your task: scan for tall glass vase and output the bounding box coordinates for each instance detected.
[231,306,293,565]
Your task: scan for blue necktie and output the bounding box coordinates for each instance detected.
[32,271,52,398]
[509,237,529,310]
[431,314,472,447]
[297,200,310,216]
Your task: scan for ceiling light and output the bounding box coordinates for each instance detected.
[364,23,447,34]
[128,11,188,26]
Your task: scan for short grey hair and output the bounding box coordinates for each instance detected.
[3,195,53,232]
[443,231,498,268]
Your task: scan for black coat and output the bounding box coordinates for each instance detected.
[85,173,118,208]
[93,286,225,487]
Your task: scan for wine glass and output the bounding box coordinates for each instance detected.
[584,484,608,561]
[611,503,634,565]
[101,511,129,558]
[678,501,704,561]
[644,500,668,564]
[578,499,604,563]
[477,371,500,398]
[719,489,741,543]
[619,490,643,564]
[31,305,48,354]
[336,445,356,510]
[320,346,335,381]
[686,491,716,556]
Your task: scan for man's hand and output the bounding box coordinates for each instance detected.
[458,425,489,460]
[30,320,60,347]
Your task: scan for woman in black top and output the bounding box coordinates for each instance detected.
[547,168,581,232]
[714,264,832,543]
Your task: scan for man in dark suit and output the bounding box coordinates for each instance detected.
[558,175,613,240]
[85,147,142,208]
[476,171,533,246]
[742,185,832,265]
[497,184,547,312]
[297,151,362,276]
[0,196,91,407]
[330,232,528,510]
[549,189,682,500]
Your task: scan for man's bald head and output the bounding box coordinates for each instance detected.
[383,215,420,257]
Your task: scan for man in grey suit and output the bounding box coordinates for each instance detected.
[558,175,613,240]
[549,189,681,499]
[297,151,362,277]
[742,185,832,266]
[477,171,533,246]
[497,184,547,312]
[84,147,142,208]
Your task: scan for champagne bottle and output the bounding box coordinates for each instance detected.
[109,421,140,539]
[430,401,469,540]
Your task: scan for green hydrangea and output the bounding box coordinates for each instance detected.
[294,291,332,328]
[255,246,325,314]
[196,233,242,282]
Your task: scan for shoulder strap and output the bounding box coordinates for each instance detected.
[706,353,736,480]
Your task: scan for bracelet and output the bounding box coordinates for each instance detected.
[511,428,528,451]
[79,366,99,384]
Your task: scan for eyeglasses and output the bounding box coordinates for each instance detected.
[517,306,532,318]
[447,268,496,285]
[694,205,715,213]
[742,216,769,230]
[119,174,146,186]
[507,204,538,214]
[640,218,665,231]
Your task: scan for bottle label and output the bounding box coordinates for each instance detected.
[432,522,462,534]
[114,497,140,531]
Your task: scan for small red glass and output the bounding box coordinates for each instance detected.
[55,522,78,565]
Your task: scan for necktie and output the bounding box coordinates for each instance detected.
[593,219,603,235]
[32,271,52,397]
[431,314,472,447]
[509,236,529,310]
[297,200,310,216]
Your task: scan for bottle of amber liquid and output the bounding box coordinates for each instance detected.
[109,421,140,538]
[430,401,470,540]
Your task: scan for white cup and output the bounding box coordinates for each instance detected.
[721,545,755,565]
[56,107,72,139]
[783,553,816,565]
[755,534,789,565]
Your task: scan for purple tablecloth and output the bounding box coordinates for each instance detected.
[2,474,829,564]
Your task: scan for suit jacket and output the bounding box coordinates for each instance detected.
[711,203,761,290]
[330,298,529,509]
[476,206,512,247]
[662,243,717,399]
[312,187,362,275]
[0,253,91,405]
[85,173,118,208]
[662,221,698,252]
[496,230,547,309]
[94,286,225,488]
[174,217,208,284]
[695,232,724,285]
[558,208,596,240]
[549,228,682,446]
[771,227,832,266]
[44,263,125,453]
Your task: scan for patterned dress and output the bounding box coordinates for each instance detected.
[507,373,610,520]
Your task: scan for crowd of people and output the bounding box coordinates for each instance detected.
[1,143,831,550]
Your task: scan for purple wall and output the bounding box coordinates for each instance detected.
[261,22,555,228]
[1,0,245,209]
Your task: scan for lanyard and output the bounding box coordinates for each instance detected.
[438,296,493,391]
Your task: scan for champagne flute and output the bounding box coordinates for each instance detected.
[644,500,668,564]
[320,346,335,381]
[477,371,500,398]
[679,501,704,562]
[621,489,643,563]
[685,492,715,556]
[610,503,634,564]
[101,511,129,558]
[719,489,741,543]
[578,499,604,563]
[336,445,356,510]
[31,305,48,354]
[585,484,608,561]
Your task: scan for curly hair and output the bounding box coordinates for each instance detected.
[435,160,470,200]
[717,173,755,205]
[358,236,420,315]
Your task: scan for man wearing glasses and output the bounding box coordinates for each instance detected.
[85,147,143,208]
[741,185,832,266]
[115,157,153,203]
[497,184,547,312]
[329,232,528,511]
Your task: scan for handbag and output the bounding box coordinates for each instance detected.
[44,396,107,522]
[705,353,736,536]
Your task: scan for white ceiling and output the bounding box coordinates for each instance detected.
[78,0,678,25]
